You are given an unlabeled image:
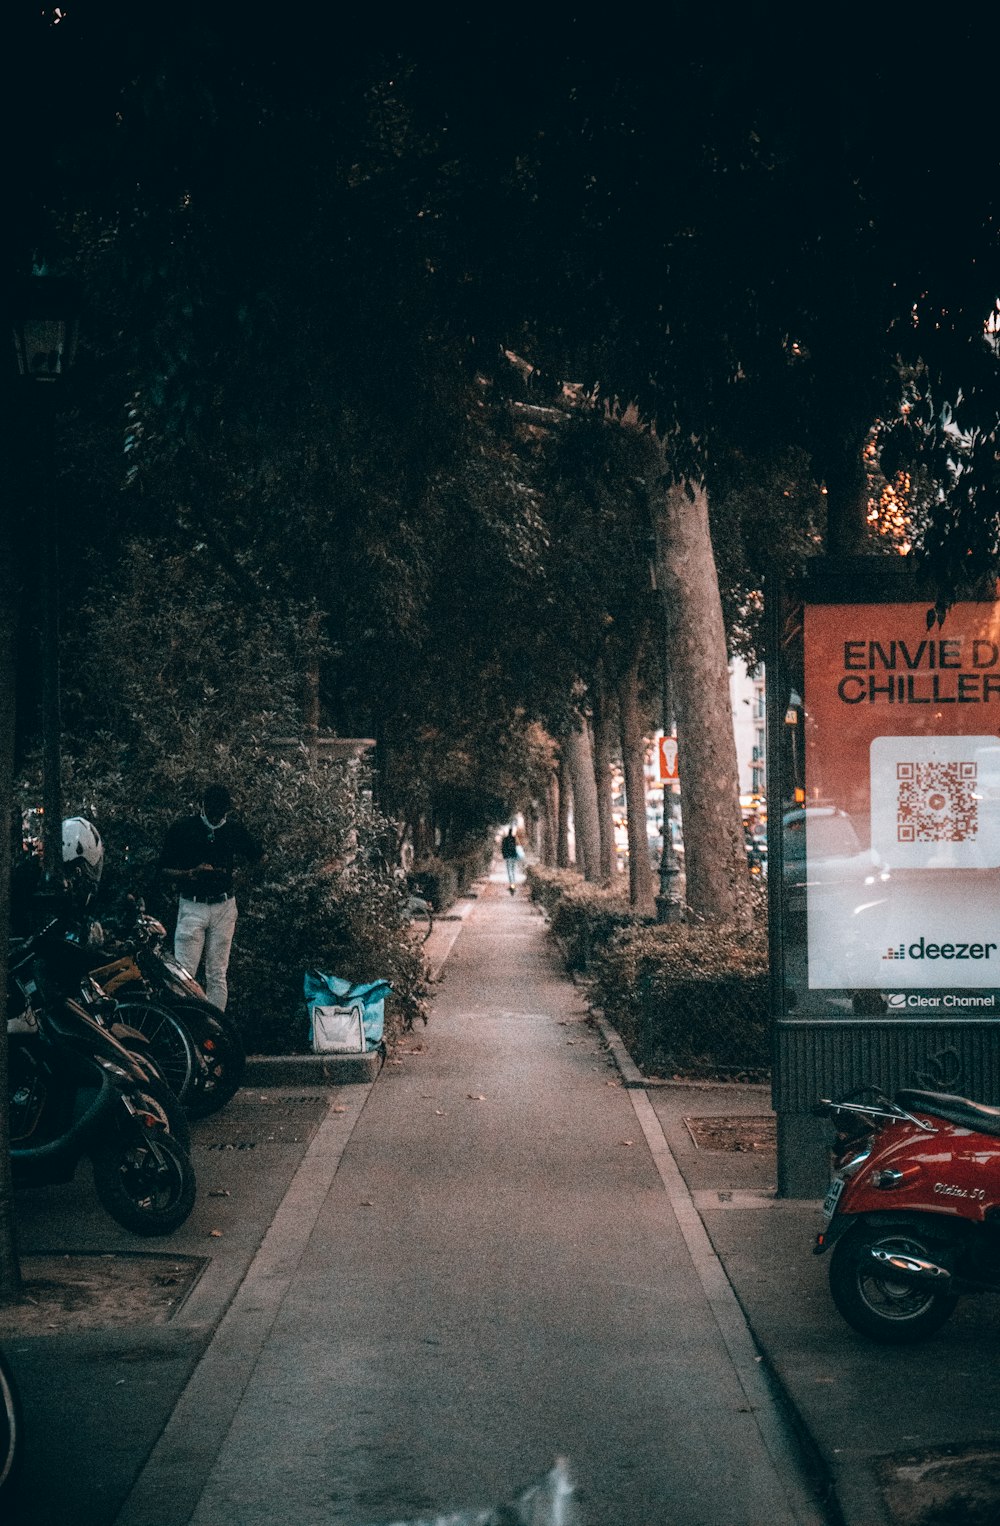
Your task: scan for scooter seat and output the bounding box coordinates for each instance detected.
[895,1089,1000,1138]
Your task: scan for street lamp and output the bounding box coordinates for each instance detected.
[12,273,81,909]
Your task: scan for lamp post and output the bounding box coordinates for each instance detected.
[12,274,80,911]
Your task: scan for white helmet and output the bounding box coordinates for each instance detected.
[61,816,104,887]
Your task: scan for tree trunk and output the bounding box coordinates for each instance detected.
[556,750,571,869]
[823,427,871,556]
[0,511,21,1303]
[542,773,558,867]
[616,644,655,915]
[591,665,617,884]
[650,457,748,924]
[565,715,602,883]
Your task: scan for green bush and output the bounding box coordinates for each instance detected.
[41,540,428,1055]
[589,920,769,1078]
[525,865,585,917]
[409,857,460,912]
[525,866,637,970]
[451,838,493,891]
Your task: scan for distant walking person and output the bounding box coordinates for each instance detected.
[501,826,520,894]
[159,784,263,1011]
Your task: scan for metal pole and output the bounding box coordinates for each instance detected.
[37,417,64,921]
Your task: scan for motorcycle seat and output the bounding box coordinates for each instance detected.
[895,1089,1000,1138]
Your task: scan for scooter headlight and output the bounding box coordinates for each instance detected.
[839,1145,872,1177]
[95,1057,132,1083]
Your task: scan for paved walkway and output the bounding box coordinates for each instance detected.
[116,872,820,1526]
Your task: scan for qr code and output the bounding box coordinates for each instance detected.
[896,760,978,843]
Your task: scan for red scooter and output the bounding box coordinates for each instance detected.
[814,1087,1000,1342]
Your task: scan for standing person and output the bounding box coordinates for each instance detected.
[159,784,262,1012]
[501,825,520,894]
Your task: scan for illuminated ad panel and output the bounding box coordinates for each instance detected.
[802,601,1000,997]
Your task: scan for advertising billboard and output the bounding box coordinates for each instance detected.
[799,599,1000,1006]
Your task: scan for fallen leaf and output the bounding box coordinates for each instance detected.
[332,1104,348,1113]
[435,1109,446,1116]
[208,1189,231,1198]
[209,1229,223,1238]
[619,1140,635,1148]
[360,1199,374,1208]
[467,1093,487,1101]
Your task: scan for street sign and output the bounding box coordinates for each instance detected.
[657,734,678,782]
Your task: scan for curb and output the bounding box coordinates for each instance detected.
[598,1012,840,1526]
[243,1051,382,1086]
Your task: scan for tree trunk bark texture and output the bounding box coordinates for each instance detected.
[616,647,655,914]
[591,667,617,884]
[556,751,571,869]
[543,774,559,867]
[651,465,749,924]
[565,717,602,883]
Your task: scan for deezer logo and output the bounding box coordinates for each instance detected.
[882,938,997,962]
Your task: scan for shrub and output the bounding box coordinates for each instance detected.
[525,866,638,969]
[450,837,493,892]
[42,540,428,1055]
[526,864,582,916]
[409,857,460,912]
[590,920,769,1077]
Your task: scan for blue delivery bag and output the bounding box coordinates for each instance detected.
[304,971,391,1048]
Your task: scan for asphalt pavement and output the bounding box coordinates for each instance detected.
[5,868,1000,1525]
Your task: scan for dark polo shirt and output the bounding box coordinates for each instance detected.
[160,815,262,899]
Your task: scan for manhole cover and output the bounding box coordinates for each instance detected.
[192,1096,329,1150]
[684,1115,776,1153]
[879,1445,1000,1525]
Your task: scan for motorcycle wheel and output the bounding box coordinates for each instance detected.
[0,1347,22,1505]
[111,998,196,1104]
[829,1222,959,1343]
[91,1125,196,1236]
[166,999,245,1119]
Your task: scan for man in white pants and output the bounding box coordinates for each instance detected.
[159,784,263,1012]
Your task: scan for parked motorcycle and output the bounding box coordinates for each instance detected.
[11,923,193,1145]
[8,942,196,1235]
[89,900,245,1117]
[814,1086,1000,1342]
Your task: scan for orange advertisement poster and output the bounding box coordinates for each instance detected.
[800,601,1000,997]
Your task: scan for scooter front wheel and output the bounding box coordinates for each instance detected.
[92,1127,196,1236]
[829,1222,958,1343]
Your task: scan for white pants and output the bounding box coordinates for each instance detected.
[174,896,238,1011]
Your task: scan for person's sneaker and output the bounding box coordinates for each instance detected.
[509,884,515,895]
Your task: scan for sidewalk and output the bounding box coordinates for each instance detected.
[113,875,822,1526]
[11,873,1000,1525]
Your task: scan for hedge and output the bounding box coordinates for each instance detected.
[528,865,769,1078]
